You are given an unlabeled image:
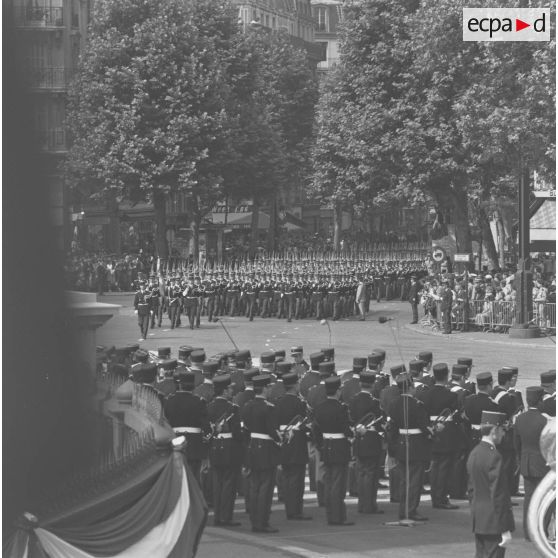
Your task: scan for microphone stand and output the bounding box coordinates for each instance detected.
[321,319,332,347]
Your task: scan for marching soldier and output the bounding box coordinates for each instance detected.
[163,369,210,485]
[276,372,312,520]
[168,278,182,329]
[514,386,550,541]
[241,374,281,533]
[388,373,431,522]
[208,374,243,527]
[349,371,384,514]
[133,281,152,341]
[313,375,355,526]
[149,275,163,328]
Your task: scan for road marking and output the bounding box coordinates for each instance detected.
[279,546,327,558]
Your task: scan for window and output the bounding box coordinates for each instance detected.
[316,6,328,32]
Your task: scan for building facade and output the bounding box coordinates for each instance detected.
[311,0,343,72]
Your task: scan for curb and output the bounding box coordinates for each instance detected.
[403,323,555,349]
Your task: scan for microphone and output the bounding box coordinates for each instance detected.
[378,316,395,324]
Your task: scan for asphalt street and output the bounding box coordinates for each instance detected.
[96,294,552,557]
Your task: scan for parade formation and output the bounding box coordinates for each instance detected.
[99,335,556,545]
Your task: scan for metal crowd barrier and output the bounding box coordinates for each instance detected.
[426,300,556,333]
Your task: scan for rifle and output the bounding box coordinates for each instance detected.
[428,408,460,437]
[353,412,385,437]
[279,414,312,445]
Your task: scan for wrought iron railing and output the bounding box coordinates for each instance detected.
[14,6,64,27]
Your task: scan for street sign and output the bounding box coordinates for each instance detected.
[454,253,471,262]
[432,247,445,262]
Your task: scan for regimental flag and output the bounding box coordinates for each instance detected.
[4,450,207,558]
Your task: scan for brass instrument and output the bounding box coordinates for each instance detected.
[279,414,311,445]
[428,408,459,437]
[204,411,235,443]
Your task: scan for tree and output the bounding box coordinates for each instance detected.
[66,0,238,259]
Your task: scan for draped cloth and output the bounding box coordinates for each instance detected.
[4,450,207,558]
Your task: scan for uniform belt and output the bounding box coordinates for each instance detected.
[174,427,201,434]
[399,428,422,435]
[215,433,233,439]
[323,433,345,439]
[470,424,481,430]
[251,433,273,440]
[430,415,453,422]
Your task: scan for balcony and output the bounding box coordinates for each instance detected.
[38,127,67,152]
[14,6,64,28]
[29,66,73,90]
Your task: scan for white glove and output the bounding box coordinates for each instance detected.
[499,531,512,547]
[134,310,138,314]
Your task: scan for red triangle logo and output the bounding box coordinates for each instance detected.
[516,18,530,31]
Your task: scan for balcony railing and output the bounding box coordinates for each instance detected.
[37,127,67,151]
[29,66,72,89]
[14,6,64,28]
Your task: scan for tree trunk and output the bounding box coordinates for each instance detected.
[333,201,342,251]
[494,209,506,270]
[435,181,471,253]
[250,197,260,257]
[478,205,499,270]
[152,190,168,259]
[189,193,202,263]
[267,194,277,252]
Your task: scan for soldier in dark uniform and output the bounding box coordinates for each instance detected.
[409,359,429,394]
[491,368,519,495]
[283,276,296,322]
[380,364,405,414]
[182,278,198,330]
[208,374,243,527]
[514,386,550,541]
[300,352,324,399]
[131,360,158,386]
[340,358,367,403]
[233,367,259,410]
[388,373,431,522]
[133,281,152,341]
[276,372,311,520]
[458,357,476,395]
[156,358,178,398]
[259,351,276,376]
[349,371,384,514]
[163,370,210,485]
[321,347,335,362]
[268,361,291,404]
[148,276,163,328]
[189,349,206,387]
[307,361,335,410]
[241,374,281,533]
[194,360,219,403]
[204,279,217,323]
[290,346,309,377]
[440,279,453,334]
[168,278,182,329]
[466,410,515,558]
[408,275,421,324]
[464,372,500,447]
[540,370,556,417]
[369,350,389,399]
[417,351,434,387]
[313,376,355,526]
[419,363,460,510]
[230,349,250,396]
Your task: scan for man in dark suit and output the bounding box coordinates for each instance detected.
[163,370,211,485]
[241,374,281,533]
[275,372,311,520]
[133,281,152,341]
[349,371,384,514]
[419,363,460,510]
[408,275,421,324]
[467,410,515,557]
[313,376,354,526]
[388,373,431,522]
[207,374,243,527]
[514,386,550,541]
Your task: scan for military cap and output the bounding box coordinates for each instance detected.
[481,410,506,427]
[274,350,286,360]
[190,349,206,363]
[282,372,299,387]
[324,375,341,395]
[395,373,413,391]
[202,361,220,376]
[418,351,433,363]
[390,364,406,377]
[309,351,325,370]
[157,347,171,359]
[526,386,545,407]
[452,364,468,377]
[368,353,383,366]
[276,361,292,376]
[260,351,276,365]
[541,370,556,384]
[433,363,449,380]
[174,369,196,386]
[409,360,426,374]
[500,366,518,376]
[134,349,149,363]
[161,359,177,371]
[457,357,473,367]
[476,372,493,386]
[253,374,272,388]
[498,368,514,384]
[353,357,368,370]
[243,367,260,381]
[178,345,194,360]
[372,349,386,359]
[290,345,303,355]
[321,347,335,360]
[235,349,251,362]
[133,363,157,384]
[359,370,376,384]
[213,374,232,389]
[319,361,336,377]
